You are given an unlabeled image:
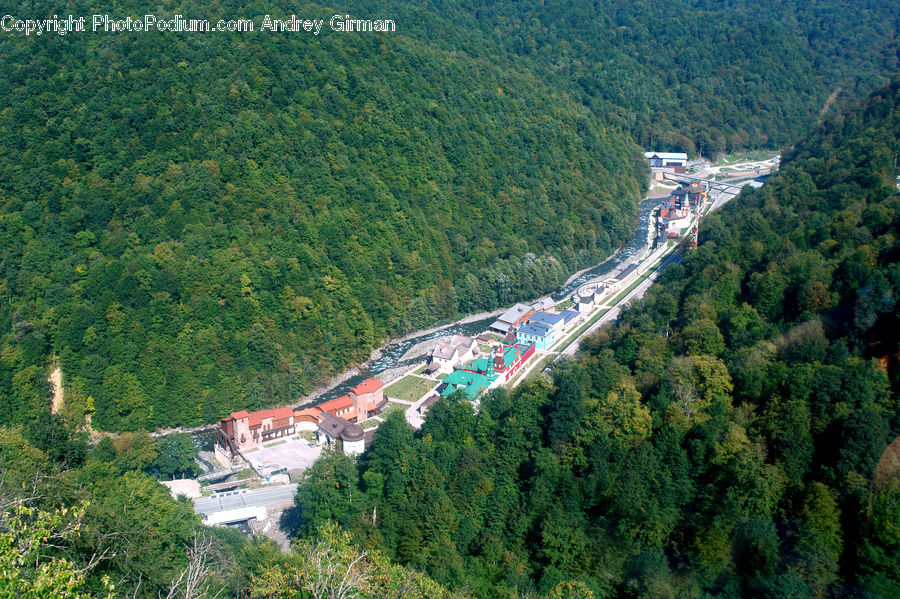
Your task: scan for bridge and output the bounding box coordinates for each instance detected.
[662,172,744,191]
[203,480,243,493]
[193,483,298,526]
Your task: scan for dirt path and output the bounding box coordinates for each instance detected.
[48,366,64,414]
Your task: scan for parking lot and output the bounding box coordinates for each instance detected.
[241,437,322,476]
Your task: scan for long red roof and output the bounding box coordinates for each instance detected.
[226,405,298,427]
[294,407,323,423]
[317,394,353,413]
[352,377,384,395]
[271,406,295,420]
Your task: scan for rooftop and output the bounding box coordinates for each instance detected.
[441,370,496,400]
[530,311,564,326]
[317,394,353,413]
[489,320,512,332]
[644,151,688,160]
[448,335,476,348]
[530,297,556,311]
[351,377,384,395]
[518,322,553,337]
[419,394,440,410]
[225,405,295,428]
[616,264,639,280]
[496,303,532,324]
[560,309,580,323]
[468,344,524,372]
[340,423,365,442]
[318,412,351,437]
[294,407,322,423]
[432,346,459,360]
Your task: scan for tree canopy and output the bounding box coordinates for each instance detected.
[1,0,898,431]
[290,79,900,598]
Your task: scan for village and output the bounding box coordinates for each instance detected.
[170,151,778,530]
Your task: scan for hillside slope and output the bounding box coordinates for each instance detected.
[0,0,898,431]
[0,0,643,430]
[295,79,900,598]
[344,0,900,152]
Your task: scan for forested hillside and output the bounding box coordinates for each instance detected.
[294,80,900,597]
[0,422,469,598]
[0,0,898,431]
[346,0,900,152]
[0,0,643,430]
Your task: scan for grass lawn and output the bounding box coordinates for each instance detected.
[413,364,427,375]
[233,468,256,481]
[360,419,381,430]
[556,298,574,311]
[713,150,778,166]
[384,375,438,402]
[381,401,408,418]
[435,373,447,381]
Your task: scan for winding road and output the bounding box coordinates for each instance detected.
[504,175,758,384]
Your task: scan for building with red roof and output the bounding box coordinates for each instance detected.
[217,377,386,457]
[313,377,386,422]
[352,377,384,395]
[218,405,300,455]
[315,395,355,419]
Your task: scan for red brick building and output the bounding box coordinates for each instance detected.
[217,377,386,456]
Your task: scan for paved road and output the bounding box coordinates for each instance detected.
[193,483,298,515]
[561,251,684,356]
[707,184,744,213]
[548,178,754,361]
[422,176,763,392]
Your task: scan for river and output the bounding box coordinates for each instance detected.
[191,194,667,450]
[306,195,667,400]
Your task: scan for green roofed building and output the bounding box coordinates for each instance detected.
[440,369,497,400]
[470,345,520,373]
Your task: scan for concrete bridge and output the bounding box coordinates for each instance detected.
[662,171,746,191]
[193,483,298,526]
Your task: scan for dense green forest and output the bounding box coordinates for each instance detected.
[345,0,900,152]
[0,1,897,432]
[1,8,899,598]
[0,419,470,598]
[0,0,643,431]
[292,80,900,597]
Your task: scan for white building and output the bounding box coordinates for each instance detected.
[645,151,689,181]
[644,151,688,167]
[429,335,479,374]
[316,413,366,456]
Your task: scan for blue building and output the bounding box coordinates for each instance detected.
[516,322,555,350]
[560,309,580,326]
[529,311,565,335]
